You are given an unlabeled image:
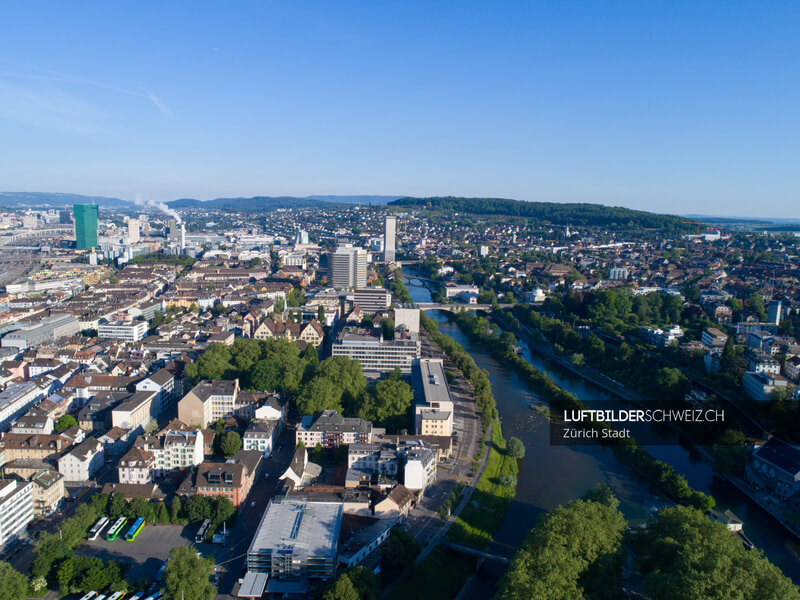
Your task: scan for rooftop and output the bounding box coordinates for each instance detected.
[247,499,342,563]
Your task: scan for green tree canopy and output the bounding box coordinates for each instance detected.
[220,431,242,457]
[162,546,215,600]
[0,561,29,600]
[55,414,78,432]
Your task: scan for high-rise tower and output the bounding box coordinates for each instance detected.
[73,204,98,249]
[384,215,397,263]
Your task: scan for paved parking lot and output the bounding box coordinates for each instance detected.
[78,524,192,580]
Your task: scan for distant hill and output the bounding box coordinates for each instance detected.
[390,196,699,232]
[0,191,129,208]
[168,195,401,210]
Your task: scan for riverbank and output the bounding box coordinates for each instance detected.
[449,309,716,511]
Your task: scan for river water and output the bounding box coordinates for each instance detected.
[403,274,800,584]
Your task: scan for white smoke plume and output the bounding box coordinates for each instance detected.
[134,192,181,224]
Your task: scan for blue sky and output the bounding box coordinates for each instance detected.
[1,1,798,217]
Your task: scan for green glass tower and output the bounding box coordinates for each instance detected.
[73,204,98,249]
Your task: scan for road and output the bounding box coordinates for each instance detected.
[399,328,484,555]
[210,427,295,600]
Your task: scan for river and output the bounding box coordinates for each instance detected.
[402,273,800,585]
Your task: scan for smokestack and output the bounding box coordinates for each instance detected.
[180,223,186,253]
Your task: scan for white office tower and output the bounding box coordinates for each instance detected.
[384,215,397,263]
[330,244,367,289]
[0,479,34,545]
[180,223,186,252]
[139,214,149,235]
[126,217,140,244]
[768,300,782,326]
[295,230,309,245]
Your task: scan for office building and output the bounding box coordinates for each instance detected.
[0,479,34,546]
[329,244,367,289]
[332,327,420,373]
[384,215,397,263]
[126,217,140,244]
[247,498,342,581]
[768,300,783,326]
[353,288,392,313]
[609,267,629,280]
[97,320,148,342]
[413,359,454,437]
[73,204,98,249]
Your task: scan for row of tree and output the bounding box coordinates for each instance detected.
[496,487,799,600]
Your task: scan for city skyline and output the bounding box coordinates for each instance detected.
[2,2,800,218]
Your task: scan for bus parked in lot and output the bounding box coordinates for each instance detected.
[88,517,109,541]
[105,517,127,541]
[124,517,145,541]
[107,591,125,600]
[194,518,211,543]
[78,592,97,600]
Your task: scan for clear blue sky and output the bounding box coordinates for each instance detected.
[1,1,798,217]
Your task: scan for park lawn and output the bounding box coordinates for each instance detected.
[447,422,518,549]
[386,548,475,600]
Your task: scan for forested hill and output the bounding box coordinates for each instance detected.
[390,196,699,232]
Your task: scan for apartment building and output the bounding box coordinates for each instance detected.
[296,410,374,449]
[0,381,47,432]
[117,446,156,484]
[111,390,157,432]
[135,426,204,476]
[178,379,240,427]
[58,438,104,482]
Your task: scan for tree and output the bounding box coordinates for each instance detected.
[220,431,242,457]
[318,305,326,323]
[248,257,262,268]
[55,414,78,432]
[169,497,182,523]
[162,546,215,600]
[366,377,413,431]
[506,437,526,459]
[381,317,395,340]
[273,295,286,314]
[571,352,585,367]
[108,493,127,518]
[231,338,262,372]
[495,499,627,600]
[297,376,343,416]
[183,495,212,523]
[344,566,381,600]
[581,482,619,511]
[380,529,419,582]
[636,506,799,600]
[0,561,29,600]
[310,442,327,464]
[322,573,360,600]
[151,310,165,329]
